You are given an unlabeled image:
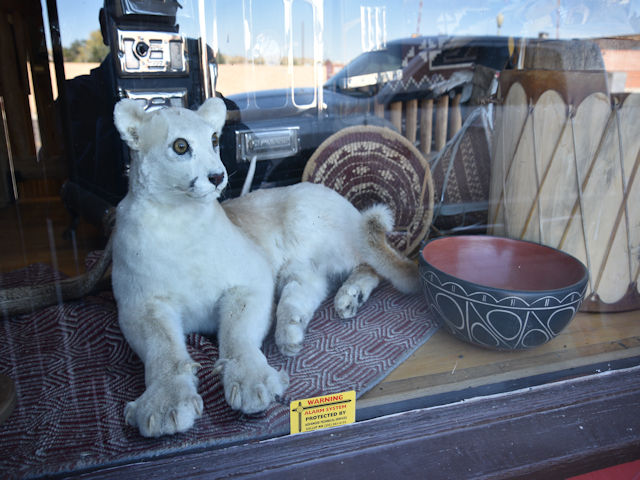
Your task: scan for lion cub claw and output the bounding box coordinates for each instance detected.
[219,355,289,413]
[124,373,203,437]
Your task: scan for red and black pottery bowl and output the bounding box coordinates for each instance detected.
[419,235,588,350]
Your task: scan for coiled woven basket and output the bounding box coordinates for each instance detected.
[302,125,434,256]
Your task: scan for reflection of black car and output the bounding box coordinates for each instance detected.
[60,27,514,230]
[221,35,516,197]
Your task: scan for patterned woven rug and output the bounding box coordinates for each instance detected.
[0,260,436,479]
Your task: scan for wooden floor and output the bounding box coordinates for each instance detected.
[2,198,639,416]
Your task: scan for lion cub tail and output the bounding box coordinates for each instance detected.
[359,204,420,294]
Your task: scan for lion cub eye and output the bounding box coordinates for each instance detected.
[211,132,219,148]
[172,138,189,155]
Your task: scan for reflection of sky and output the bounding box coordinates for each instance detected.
[53,0,640,64]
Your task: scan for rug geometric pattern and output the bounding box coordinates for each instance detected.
[0,262,436,479]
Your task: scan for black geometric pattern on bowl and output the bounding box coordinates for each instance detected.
[421,268,587,350]
[419,236,589,350]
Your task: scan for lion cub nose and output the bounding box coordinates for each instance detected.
[208,172,225,187]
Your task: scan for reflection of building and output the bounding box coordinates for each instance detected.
[324,60,345,81]
[595,35,640,93]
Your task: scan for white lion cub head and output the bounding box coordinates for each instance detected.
[114,97,228,203]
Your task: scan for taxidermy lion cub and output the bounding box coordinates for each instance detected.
[112,97,419,437]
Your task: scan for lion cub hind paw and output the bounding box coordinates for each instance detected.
[334,284,366,319]
[222,358,289,414]
[275,309,311,356]
[276,321,306,356]
[124,375,203,437]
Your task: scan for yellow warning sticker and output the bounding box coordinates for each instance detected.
[290,390,356,434]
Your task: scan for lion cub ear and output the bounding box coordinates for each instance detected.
[197,97,227,133]
[114,99,147,150]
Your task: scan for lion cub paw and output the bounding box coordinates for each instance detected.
[334,284,367,319]
[124,373,203,437]
[275,316,308,356]
[218,355,289,414]
[275,303,313,356]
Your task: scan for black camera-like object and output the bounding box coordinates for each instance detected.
[104,0,211,109]
[62,0,217,230]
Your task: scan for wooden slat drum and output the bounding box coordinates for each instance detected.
[489,70,640,312]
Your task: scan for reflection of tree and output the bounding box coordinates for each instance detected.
[62,30,109,63]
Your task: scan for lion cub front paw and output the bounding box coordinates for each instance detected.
[125,373,203,437]
[218,355,289,414]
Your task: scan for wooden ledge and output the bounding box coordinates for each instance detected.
[71,365,640,479]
